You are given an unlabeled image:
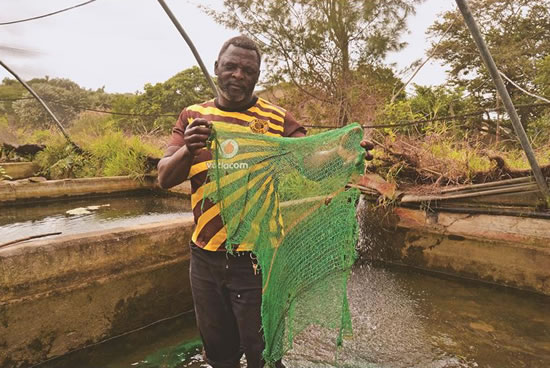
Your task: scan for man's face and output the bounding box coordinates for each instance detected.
[215,44,260,107]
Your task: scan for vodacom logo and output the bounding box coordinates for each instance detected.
[219,139,239,159]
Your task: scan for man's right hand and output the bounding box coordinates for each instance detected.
[184,118,212,156]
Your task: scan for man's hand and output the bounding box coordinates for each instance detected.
[184,118,212,155]
[360,140,375,161]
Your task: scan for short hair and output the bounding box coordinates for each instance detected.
[218,35,261,67]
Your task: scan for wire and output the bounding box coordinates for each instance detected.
[77,106,179,117]
[0,96,179,117]
[2,98,549,126]
[0,0,97,26]
[499,71,550,104]
[303,102,550,130]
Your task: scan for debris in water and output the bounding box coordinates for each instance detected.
[66,204,110,215]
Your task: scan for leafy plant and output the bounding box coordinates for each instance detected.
[34,131,161,179]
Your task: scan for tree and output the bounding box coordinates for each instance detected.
[12,77,95,128]
[270,63,404,126]
[535,55,550,98]
[112,66,215,134]
[205,0,423,125]
[0,78,25,116]
[427,0,550,125]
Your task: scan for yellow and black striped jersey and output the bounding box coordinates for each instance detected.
[167,96,306,252]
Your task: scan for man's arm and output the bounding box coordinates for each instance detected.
[157,118,212,189]
[157,145,193,189]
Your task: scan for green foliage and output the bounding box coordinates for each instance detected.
[112,67,214,134]
[0,78,25,115]
[1,67,212,137]
[69,112,116,141]
[500,147,550,170]
[267,64,403,127]
[535,55,550,98]
[34,127,162,180]
[7,77,115,133]
[34,136,88,179]
[428,0,550,121]
[376,99,421,135]
[375,84,476,137]
[12,78,91,128]
[424,139,491,179]
[527,111,550,147]
[30,129,55,144]
[90,132,160,177]
[205,0,423,124]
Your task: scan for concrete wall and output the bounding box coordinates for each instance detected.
[362,205,550,295]
[0,163,39,180]
[0,217,195,368]
[0,176,157,204]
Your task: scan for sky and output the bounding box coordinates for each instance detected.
[0,0,456,94]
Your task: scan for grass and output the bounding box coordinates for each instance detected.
[32,113,162,179]
[423,140,492,180]
[5,108,550,184]
[369,129,550,187]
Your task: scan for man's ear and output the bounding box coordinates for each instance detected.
[214,60,219,75]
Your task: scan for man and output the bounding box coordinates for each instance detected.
[158,35,373,368]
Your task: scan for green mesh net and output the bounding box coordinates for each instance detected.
[205,122,364,366]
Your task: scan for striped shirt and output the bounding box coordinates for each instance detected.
[168,96,306,252]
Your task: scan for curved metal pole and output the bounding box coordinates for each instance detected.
[157,0,219,97]
[455,0,550,204]
[0,60,82,153]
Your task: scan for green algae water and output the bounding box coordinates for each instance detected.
[37,264,550,368]
[0,192,191,244]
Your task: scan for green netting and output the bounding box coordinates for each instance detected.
[141,338,203,367]
[205,122,364,366]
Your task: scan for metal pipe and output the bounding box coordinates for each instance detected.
[0,60,82,153]
[157,0,218,97]
[455,0,550,204]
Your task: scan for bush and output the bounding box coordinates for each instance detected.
[90,132,161,177]
[34,136,92,178]
[34,131,162,179]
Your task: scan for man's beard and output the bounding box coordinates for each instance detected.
[218,80,253,103]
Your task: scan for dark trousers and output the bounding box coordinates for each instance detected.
[190,244,269,368]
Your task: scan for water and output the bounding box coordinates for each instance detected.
[36,264,550,368]
[0,192,192,245]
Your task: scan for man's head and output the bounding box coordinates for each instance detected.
[215,35,261,109]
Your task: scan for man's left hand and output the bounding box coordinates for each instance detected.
[360,140,375,161]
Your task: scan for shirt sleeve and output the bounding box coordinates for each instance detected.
[283,111,307,137]
[167,109,190,147]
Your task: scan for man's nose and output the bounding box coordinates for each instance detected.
[232,68,244,80]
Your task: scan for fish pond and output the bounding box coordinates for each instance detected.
[35,264,550,368]
[0,191,192,245]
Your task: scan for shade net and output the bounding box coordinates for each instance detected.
[204,122,364,366]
